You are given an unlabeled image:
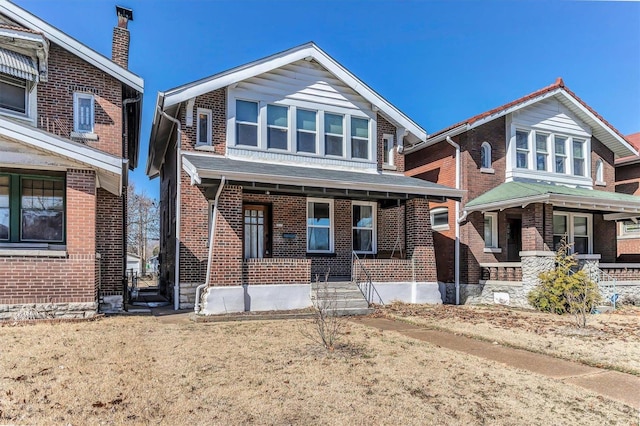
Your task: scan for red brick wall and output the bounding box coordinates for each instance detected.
[355,259,414,282]
[618,238,640,257]
[591,137,615,191]
[37,44,123,158]
[242,259,311,285]
[406,198,437,282]
[111,27,130,69]
[179,88,227,155]
[208,185,243,286]
[593,213,616,262]
[616,162,640,195]
[377,114,403,172]
[0,169,98,305]
[96,188,124,294]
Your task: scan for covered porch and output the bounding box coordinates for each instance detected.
[179,154,463,313]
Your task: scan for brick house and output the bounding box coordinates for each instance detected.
[0,1,143,318]
[615,132,640,260]
[406,78,640,306]
[147,43,463,313]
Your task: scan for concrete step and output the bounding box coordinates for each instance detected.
[312,282,358,290]
[312,290,364,299]
[326,307,374,316]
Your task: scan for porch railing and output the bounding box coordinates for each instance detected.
[352,251,384,306]
[479,262,523,282]
[583,265,618,310]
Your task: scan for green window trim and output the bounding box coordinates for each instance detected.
[0,172,66,244]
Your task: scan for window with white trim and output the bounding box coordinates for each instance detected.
[620,220,640,237]
[554,136,567,173]
[0,73,27,115]
[296,109,317,153]
[236,100,258,146]
[431,207,449,231]
[73,92,94,133]
[307,198,333,253]
[553,212,592,254]
[595,159,604,183]
[196,108,212,145]
[324,113,344,157]
[484,212,498,249]
[267,104,288,150]
[383,134,394,166]
[351,117,369,159]
[481,142,491,169]
[573,139,586,176]
[352,201,376,253]
[515,130,529,169]
[535,132,549,171]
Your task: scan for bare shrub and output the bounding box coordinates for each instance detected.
[10,305,54,322]
[301,272,344,351]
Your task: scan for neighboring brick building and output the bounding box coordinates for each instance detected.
[406,78,640,306]
[0,2,143,318]
[147,43,462,313]
[615,132,640,260]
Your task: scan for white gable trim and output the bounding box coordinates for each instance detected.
[0,0,143,92]
[161,43,426,141]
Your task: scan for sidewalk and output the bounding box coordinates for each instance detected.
[351,317,640,408]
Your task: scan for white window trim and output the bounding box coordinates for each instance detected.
[73,92,95,134]
[350,117,370,160]
[324,112,345,158]
[431,207,449,232]
[483,212,501,252]
[480,141,494,173]
[234,98,259,147]
[266,104,290,151]
[553,212,593,254]
[382,133,395,169]
[306,198,334,253]
[535,132,549,172]
[572,138,587,177]
[515,129,530,169]
[595,159,605,186]
[352,200,377,254]
[619,220,640,239]
[196,108,212,146]
[295,108,318,154]
[0,74,37,125]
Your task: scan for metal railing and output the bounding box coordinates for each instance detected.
[352,251,384,306]
[584,265,618,310]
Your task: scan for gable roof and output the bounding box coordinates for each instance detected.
[0,0,143,92]
[616,132,640,166]
[147,42,426,177]
[465,181,640,215]
[406,78,637,159]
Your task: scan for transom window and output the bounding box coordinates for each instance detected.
[196,108,212,145]
[73,92,95,133]
[324,113,344,157]
[236,100,258,146]
[353,201,376,253]
[553,212,591,254]
[0,73,27,115]
[296,109,317,153]
[307,199,333,253]
[267,104,288,150]
[0,173,65,243]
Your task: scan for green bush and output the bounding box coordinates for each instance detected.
[528,237,601,327]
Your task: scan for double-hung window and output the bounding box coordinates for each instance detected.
[324,113,343,157]
[73,92,94,133]
[0,173,65,243]
[481,142,491,169]
[573,139,585,176]
[236,100,258,146]
[307,199,333,253]
[535,133,548,171]
[196,108,212,145]
[0,73,27,115]
[351,117,369,160]
[431,207,449,231]
[383,134,394,166]
[267,104,288,150]
[554,136,567,173]
[484,212,498,249]
[553,212,591,254]
[296,109,317,153]
[515,130,529,168]
[352,201,376,253]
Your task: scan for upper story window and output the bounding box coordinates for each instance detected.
[573,139,585,177]
[515,130,529,168]
[236,100,258,146]
[197,108,212,145]
[383,134,394,166]
[595,159,604,183]
[431,207,449,231]
[324,113,344,157]
[480,142,491,169]
[73,92,95,133]
[0,74,27,115]
[351,117,369,160]
[267,104,288,150]
[535,133,549,171]
[554,136,567,173]
[296,109,317,153]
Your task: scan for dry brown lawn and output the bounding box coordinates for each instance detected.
[0,315,637,425]
[382,303,640,376]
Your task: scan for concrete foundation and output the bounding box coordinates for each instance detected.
[0,302,98,320]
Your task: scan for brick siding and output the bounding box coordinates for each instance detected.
[242,259,311,285]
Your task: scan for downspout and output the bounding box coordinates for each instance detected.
[121,94,141,310]
[446,136,462,305]
[195,176,226,314]
[157,106,182,310]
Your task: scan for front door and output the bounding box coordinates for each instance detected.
[243,205,270,259]
[506,217,522,261]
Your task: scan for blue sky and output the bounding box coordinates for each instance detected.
[14,0,640,200]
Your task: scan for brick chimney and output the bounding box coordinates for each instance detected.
[112,6,133,69]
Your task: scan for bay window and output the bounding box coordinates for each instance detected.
[267,104,288,150]
[324,113,343,157]
[236,100,258,146]
[307,199,333,253]
[352,201,376,253]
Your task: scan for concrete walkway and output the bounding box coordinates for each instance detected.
[351,317,640,408]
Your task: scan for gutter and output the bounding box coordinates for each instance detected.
[446,136,462,305]
[195,176,226,314]
[157,106,183,310]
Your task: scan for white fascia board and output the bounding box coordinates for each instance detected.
[0,0,143,92]
[603,212,640,221]
[405,124,468,154]
[181,156,462,199]
[547,194,640,213]
[162,43,426,141]
[0,117,122,176]
[464,195,551,213]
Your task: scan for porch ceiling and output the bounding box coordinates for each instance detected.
[181,153,463,201]
[465,181,640,216]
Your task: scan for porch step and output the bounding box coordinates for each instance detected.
[312,281,372,316]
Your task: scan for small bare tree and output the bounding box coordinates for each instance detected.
[302,272,345,351]
[127,184,159,275]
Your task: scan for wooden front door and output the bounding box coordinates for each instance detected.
[243,205,270,259]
